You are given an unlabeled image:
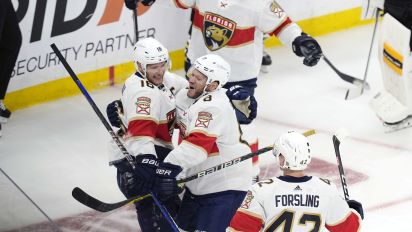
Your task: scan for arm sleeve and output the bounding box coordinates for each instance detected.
[257,0,302,45]
[122,87,161,157]
[228,187,265,232]
[325,185,362,232]
[165,71,189,95]
[171,0,195,9]
[164,104,221,171]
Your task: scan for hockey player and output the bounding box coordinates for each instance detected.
[152,54,254,231]
[123,0,262,181]
[107,37,187,231]
[369,3,412,132]
[169,0,322,182]
[0,0,22,137]
[228,131,363,232]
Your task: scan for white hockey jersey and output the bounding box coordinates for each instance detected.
[109,71,188,162]
[164,88,254,195]
[172,0,302,82]
[228,176,362,232]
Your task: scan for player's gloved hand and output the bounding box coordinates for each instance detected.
[140,0,156,6]
[115,154,159,197]
[153,162,183,201]
[292,33,322,67]
[106,100,123,128]
[226,85,257,124]
[124,0,155,9]
[124,0,137,9]
[347,199,364,219]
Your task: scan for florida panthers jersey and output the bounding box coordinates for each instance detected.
[228,176,362,232]
[109,71,187,162]
[164,88,254,195]
[172,0,302,82]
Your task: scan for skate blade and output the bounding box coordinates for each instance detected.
[383,116,412,133]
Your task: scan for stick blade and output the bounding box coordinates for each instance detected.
[72,187,121,212]
[345,86,362,100]
[72,187,107,212]
[345,81,370,100]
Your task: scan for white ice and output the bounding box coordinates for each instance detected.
[1,23,412,231]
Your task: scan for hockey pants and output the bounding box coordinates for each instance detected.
[177,188,246,232]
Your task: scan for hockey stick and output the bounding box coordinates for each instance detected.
[322,55,370,90]
[178,129,316,184]
[72,187,151,212]
[345,8,381,100]
[332,128,350,200]
[73,129,316,212]
[50,43,179,232]
[1,168,63,232]
[132,0,139,43]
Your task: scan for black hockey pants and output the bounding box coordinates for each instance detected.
[0,0,22,99]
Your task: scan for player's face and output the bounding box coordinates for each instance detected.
[145,62,167,86]
[187,69,208,99]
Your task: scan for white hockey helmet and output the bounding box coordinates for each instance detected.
[133,38,169,77]
[272,131,312,171]
[192,54,230,90]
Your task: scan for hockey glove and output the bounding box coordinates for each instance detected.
[226,85,257,124]
[292,33,322,67]
[140,0,156,6]
[106,100,124,128]
[153,162,183,201]
[124,0,155,9]
[347,199,364,219]
[115,154,159,197]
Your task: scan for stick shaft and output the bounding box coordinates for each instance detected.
[332,135,350,200]
[361,8,380,94]
[178,129,316,184]
[1,168,62,232]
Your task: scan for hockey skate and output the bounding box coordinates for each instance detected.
[0,101,11,123]
[370,91,412,133]
[383,116,412,133]
[260,51,272,73]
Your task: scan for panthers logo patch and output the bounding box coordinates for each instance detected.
[203,12,236,51]
[270,1,285,18]
[195,111,213,128]
[135,97,151,115]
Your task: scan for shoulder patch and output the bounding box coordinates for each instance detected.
[135,97,151,115]
[270,1,285,18]
[240,190,254,209]
[195,111,213,128]
[203,12,236,51]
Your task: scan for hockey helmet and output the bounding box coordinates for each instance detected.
[272,131,312,171]
[133,38,169,77]
[191,54,230,90]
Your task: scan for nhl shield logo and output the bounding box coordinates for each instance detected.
[203,12,236,51]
